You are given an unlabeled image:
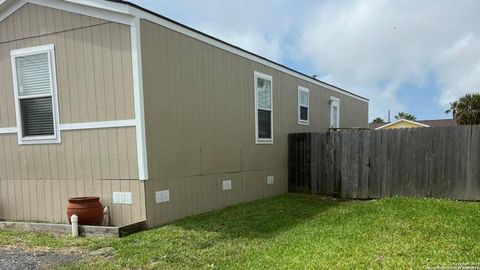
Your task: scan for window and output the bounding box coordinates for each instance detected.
[330,97,340,129]
[298,86,309,125]
[254,71,273,144]
[11,44,60,144]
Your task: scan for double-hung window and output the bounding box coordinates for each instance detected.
[298,86,309,125]
[254,71,273,144]
[330,96,340,129]
[11,44,60,144]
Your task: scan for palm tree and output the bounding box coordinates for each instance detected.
[372,117,385,123]
[394,112,416,121]
[445,93,480,125]
[445,101,458,118]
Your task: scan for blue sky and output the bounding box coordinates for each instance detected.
[130,0,480,122]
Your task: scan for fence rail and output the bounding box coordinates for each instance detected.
[288,125,480,201]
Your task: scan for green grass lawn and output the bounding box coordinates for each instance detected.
[1,194,479,269]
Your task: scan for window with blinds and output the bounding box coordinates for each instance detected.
[298,87,309,125]
[11,45,60,144]
[254,72,273,143]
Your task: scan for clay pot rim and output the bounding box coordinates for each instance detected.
[68,196,100,203]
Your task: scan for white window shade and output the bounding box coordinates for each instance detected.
[16,53,52,96]
[257,78,272,110]
[300,91,308,106]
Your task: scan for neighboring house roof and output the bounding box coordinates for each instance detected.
[369,118,457,130]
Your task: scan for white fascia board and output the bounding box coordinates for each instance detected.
[0,0,27,23]
[65,0,131,14]
[29,0,135,25]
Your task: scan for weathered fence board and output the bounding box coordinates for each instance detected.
[288,125,480,201]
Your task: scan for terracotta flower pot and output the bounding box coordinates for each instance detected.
[67,197,103,226]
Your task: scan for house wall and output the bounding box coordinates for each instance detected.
[140,19,368,226]
[380,121,424,129]
[0,3,145,226]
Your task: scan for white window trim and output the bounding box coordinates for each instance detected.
[11,44,61,145]
[298,86,309,125]
[254,71,273,144]
[330,96,340,129]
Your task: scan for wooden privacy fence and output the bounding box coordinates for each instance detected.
[289,125,480,200]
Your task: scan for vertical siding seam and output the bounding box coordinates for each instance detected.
[107,23,117,121]
[87,25,99,122]
[60,12,74,122]
[119,27,131,179]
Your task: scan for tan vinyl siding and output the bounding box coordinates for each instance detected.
[0,4,144,226]
[140,19,368,226]
[0,3,135,128]
[0,128,145,225]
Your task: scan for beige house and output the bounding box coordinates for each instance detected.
[370,119,457,130]
[0,0,368,228]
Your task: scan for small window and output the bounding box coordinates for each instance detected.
[330,97,340,129]
[254,71,273,144]
[298,86,309,125]
[11,44,60,144]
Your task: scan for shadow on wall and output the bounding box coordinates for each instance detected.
[170,194,339,240]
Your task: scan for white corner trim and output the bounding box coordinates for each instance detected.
[0,127,17,134]
[298,86,309,126]
[131,18,149,181]
[59,119,136,131]
[254,71,274,145]
[375,119,430,130]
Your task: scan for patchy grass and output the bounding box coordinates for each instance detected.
[1,194,479,269]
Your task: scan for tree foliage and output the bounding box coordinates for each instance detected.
[445,93,480,125]
[394,112,417,121]
[372,117,385,123]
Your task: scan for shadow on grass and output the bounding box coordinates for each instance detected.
[169,193,340,240]
[107,194,343,269]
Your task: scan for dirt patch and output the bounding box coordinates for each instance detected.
[0,247,84,270]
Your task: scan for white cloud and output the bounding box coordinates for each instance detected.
[132,0,480,120]
[299,0,480,118]
[134,0,306,61]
